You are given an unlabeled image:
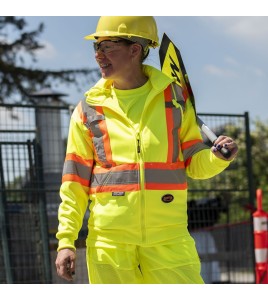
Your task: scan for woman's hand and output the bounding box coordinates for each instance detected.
[55,248,76,282]
[211,135,238,161]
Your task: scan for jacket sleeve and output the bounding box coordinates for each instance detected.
[180,97,231,179]
[56,102,94,251]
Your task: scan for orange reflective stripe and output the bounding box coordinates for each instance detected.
[90,162,188,192]
[164,84,183,163]
[145,182,187,190]
[77,101,87,124]
[90,163,140,192]
[182,88,189,102]
[181,139,208,162]
[185,157,192,168]
[144,162,187,190]
[63,154,93,187]
[62,174,90,187]
[144,161,184,169]
[181,139,203,150]
[65,153,93,167]
[81,101,114,167]
[93,163,139,174]
[90,183,140,193]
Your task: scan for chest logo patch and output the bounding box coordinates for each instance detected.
[161,194,174,203]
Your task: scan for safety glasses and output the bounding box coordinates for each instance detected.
[93,40,127,54]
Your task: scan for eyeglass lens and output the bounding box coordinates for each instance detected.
[93,40,124,54]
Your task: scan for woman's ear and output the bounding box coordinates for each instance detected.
[130,43,143,58]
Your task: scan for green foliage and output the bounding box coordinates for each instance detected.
[0,16,100,103]
[250,119,268,190]
[188,116,268,224]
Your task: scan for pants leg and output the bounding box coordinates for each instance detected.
[138,235,204,284]
[86,242,143,284]
[86,235,204,284]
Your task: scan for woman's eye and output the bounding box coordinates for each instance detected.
[104,45,112,49]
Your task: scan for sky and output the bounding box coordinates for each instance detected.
[2,1,268,126]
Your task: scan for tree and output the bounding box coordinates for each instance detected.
[250,119,268,206]
[0,16,100,103]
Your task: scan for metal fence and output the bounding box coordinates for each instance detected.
[0,101,255,284]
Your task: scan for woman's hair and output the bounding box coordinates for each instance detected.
[121,38,150,62]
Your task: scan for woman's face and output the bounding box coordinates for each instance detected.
[94,37,136,81]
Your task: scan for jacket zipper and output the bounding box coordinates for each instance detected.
[102,97,161,244]
[136,131,146,243]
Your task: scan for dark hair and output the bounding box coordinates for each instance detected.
[121,38,149,62]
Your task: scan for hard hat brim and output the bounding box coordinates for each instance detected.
[84,32,159,48]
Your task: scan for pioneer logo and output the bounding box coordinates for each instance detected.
[161,194,174,203]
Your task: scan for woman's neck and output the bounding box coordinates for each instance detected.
[113,68,148,90]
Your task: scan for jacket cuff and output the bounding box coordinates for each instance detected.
[210,151,233,167]
[57,237,76,252]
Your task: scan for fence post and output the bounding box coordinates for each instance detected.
[33,140,52,283]
[0,144,13,283]
[244,112,254,206]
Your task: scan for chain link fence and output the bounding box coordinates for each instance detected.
[0,101,255,283]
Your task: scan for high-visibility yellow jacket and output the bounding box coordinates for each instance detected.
[57,65,230,251]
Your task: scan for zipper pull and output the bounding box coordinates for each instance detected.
[137,138,141,153]
[136,133,141,154]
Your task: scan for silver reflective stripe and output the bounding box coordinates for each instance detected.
[171,105,180,163]
[81,100,111,166]
[91,169,139,187]
[165,83,183,163]
[145,168,186,184]
[183,142,208,161]
[171,82,185,111]
[170,83,183,162]
[63,160,92,180]
[164,100,180,162]
[170,83,209,160]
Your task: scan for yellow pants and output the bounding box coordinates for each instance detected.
[86,235,204,284]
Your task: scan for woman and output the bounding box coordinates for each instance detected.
[55,16,238,284]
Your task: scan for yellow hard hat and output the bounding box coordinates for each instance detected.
[85,16,159,48]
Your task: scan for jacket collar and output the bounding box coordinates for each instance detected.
[85,65,174,105]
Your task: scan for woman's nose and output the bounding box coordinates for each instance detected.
[95,50,105,59]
